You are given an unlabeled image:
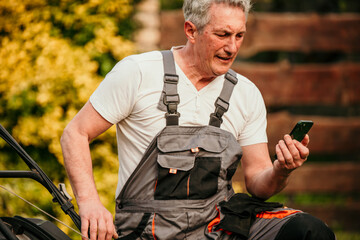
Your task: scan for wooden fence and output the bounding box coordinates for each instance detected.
[160,10,360,231]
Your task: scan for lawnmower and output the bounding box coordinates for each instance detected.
[0,124,83,239]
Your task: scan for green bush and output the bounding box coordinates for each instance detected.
[0,0,140,236]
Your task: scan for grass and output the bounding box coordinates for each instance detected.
[335,231,360,240]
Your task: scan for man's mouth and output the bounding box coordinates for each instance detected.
[216,55,233,62]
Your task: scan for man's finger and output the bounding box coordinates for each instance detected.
[279,140,293,164]
[275,144,285,165]
[294,140,310,160]
[90,218,98,240]
[301,134,310,146]
[102,219,114,240]
[113,230,119,240]
[81,218,90,240]
[284,135,300,157]
[98,218,107,240]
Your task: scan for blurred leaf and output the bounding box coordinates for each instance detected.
[0,0,139,236]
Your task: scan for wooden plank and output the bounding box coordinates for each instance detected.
[160,10,186,50]
[232,162,360,194]
[266,113,360,155]
[291,204,360,231]
[285,162,360,194]
[159,11,360,56]
[242,13,360,57]
[232,62,360,106]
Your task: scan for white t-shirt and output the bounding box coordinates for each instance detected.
[90,49,268,197]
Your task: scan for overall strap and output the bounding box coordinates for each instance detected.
[209,69,238,127]
[160,50,180,126]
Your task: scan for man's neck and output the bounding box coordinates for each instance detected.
[173,45,215,91]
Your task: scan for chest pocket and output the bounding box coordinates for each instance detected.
[154,130,228,200]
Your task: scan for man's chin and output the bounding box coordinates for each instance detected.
[213,66,232,76]
[213,60,234,74]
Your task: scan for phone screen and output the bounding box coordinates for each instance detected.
[290,120,313,142]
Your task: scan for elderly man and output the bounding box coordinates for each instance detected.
[61,0,335,239]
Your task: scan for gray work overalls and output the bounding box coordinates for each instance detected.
[115,51,243,239]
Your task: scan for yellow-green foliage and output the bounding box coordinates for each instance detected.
[0,0,138,237]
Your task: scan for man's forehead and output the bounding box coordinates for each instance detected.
[207,3,246,30]
[208,3,245,20]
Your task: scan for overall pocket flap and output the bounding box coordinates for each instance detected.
[157,155,195,171]
[157,134,228,153]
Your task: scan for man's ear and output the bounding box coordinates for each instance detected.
[184,21,198,43]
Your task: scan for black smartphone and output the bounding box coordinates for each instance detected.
[289,120,313,142]
[274,120,313,160]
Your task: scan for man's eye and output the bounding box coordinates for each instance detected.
[236,33,245,39]
[216,33,227,37]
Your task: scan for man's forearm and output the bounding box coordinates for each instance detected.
[246,166,290,200]
[60,128,100,203]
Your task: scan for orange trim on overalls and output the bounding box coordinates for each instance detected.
[256,209,301,219]
[187,176,190,197]
[207,206,221,233]
[154,179,158,192]
[152,213,157,240]
[207,206,232,235]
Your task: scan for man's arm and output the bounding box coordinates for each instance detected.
[60,101,118,240]
[241,134,310,200]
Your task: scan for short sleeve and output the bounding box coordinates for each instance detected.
[90,57,141,124]
[238,86,268,146]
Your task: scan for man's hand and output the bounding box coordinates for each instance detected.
[78,199,118,240]
[274,134,310,176]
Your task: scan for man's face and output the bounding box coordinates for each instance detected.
[193,3,246,77]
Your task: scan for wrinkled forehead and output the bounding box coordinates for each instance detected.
[207,3,247,27]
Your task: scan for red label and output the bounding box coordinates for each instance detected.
[191,147,199,153]
[169,168,177,174]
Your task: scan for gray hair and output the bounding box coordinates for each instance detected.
[183,0,252,31]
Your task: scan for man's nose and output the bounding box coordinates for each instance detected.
[224,36,239,54]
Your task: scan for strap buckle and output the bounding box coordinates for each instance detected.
[165,112,180,126]
[164,73,179,84]
[163,94,180,106]
[209,97,229,127]
[214,97,229,112]
[225,70,238,84]
[209,113,222,127]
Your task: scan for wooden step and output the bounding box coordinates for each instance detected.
[160,11,360,57]
[232,162,360,194]
[232,62,360,106]
[241,13,360,57]
[292,204,360,232]
[266,113,360,155]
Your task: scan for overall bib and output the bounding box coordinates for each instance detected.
[115,51,243,239]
